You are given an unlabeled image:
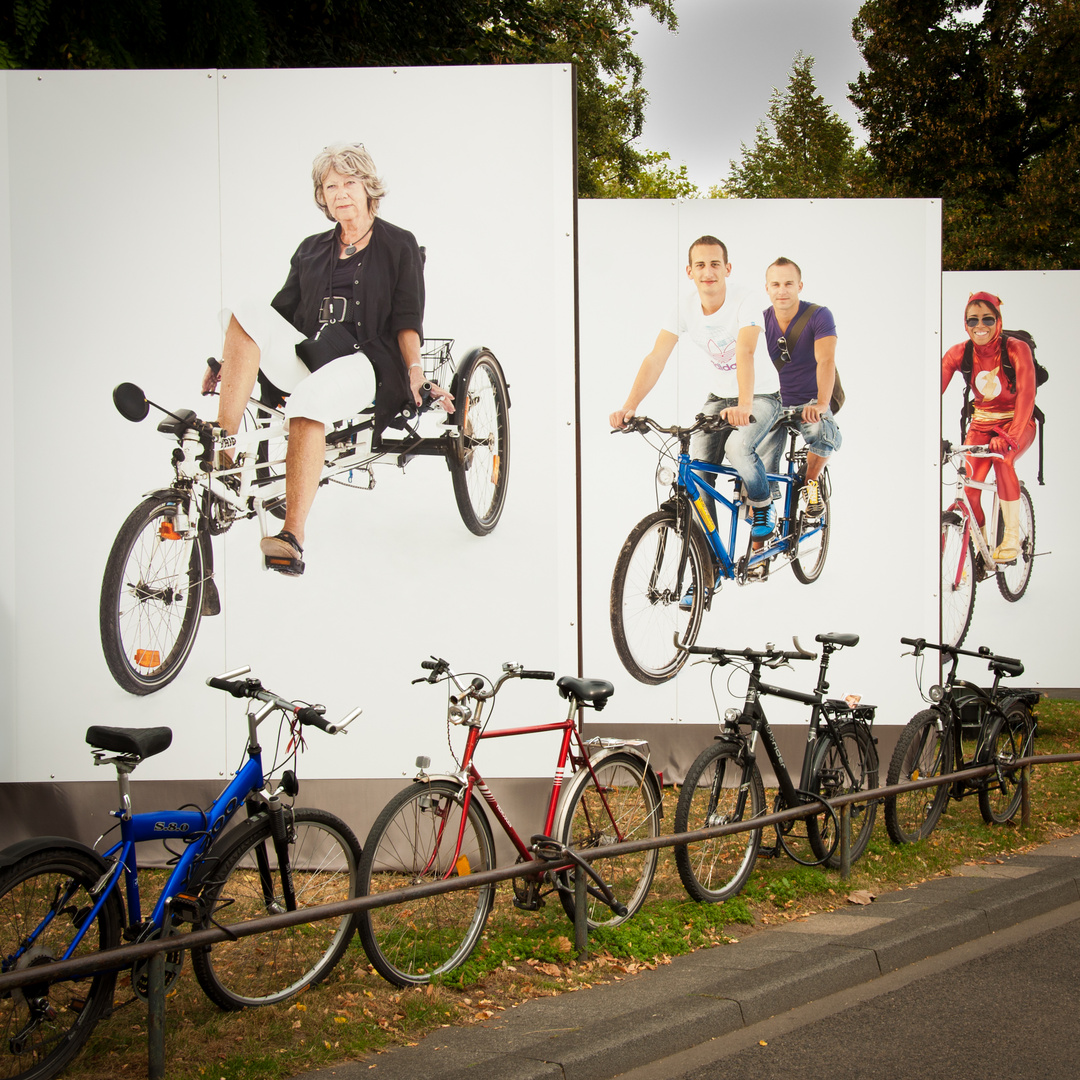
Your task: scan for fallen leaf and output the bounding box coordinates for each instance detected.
[847,889,875,905]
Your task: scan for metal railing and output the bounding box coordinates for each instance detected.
[1,750,1075,1079]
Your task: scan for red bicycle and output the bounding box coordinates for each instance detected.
[356,658,663,986]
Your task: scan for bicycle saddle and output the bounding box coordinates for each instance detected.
[992,656,1024,679]
[816,632,859,648]
[556,676,614,711]
[86,726,173,759]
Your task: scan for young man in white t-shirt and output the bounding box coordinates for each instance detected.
[609,235,782,540]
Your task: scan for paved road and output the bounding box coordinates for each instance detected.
[620,901,1080,1080]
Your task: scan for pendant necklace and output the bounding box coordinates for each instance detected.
[342,219,375,257]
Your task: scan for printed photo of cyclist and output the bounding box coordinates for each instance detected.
[940,271,1070,680]
[0,66,578,841]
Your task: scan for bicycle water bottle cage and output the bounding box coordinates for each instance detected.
[556,676,614,711]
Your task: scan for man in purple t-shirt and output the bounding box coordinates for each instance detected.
[759,257,842,517]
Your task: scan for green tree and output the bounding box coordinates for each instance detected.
[0,0,677,198]
[717,53,869,199]
[850,0,1080,270]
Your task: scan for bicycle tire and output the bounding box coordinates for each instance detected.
[674,741,764,903]
[807,721,879,868]
[556,752,661,928]
[940,514,976,649]
[996,483,1035,602]
[610,509,712,685]
[356,781,495,988]
[978,703,1036,825]
[99,494,205,695]
[790,468,831,584]
[0,847,124,1080]
[448,350,510,536]
[191,808,362,1009]
[884,709,953,844]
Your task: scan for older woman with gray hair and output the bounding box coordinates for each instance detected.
[202,142,451,575]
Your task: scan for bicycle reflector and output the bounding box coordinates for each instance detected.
[929,684,945,702]
[134,649,162,670]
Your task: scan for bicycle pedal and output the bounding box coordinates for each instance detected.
[512,895,545,912]
[264,554,305,576]
[168,892,206,924]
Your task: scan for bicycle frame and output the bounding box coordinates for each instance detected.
[943,448,1004,575]
[421,707,634,875]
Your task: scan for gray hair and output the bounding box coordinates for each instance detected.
[311,143,387,220]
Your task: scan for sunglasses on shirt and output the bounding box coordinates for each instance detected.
[966,315,997,328]
[777,335,792,363]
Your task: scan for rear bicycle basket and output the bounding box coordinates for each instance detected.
[421,338,455,386]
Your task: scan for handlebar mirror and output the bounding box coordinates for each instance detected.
[113,382,150,423]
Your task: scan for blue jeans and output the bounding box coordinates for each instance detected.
[760,406,843,486]
[691,391,782,512]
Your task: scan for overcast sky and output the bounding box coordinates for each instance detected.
[629,0,868,188]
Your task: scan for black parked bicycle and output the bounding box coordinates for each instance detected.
[673,634,878,903]
[884,637,1039,843]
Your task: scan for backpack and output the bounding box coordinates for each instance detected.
[960,329,1047,485]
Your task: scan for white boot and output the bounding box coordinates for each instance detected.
[991,500,1020,563]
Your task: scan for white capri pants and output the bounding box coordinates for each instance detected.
[221,304,377,431]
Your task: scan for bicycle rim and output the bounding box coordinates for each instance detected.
[996,484,1035,602]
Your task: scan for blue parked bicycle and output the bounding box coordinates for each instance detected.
[610,411,831,684]
[0,668,362,1080]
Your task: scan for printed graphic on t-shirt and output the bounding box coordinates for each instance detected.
[707,337,737,372]
[975,366,1002,400]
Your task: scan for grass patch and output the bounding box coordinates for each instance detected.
[55,699,1080,1080]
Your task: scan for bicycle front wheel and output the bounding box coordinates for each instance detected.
[99,494,205,695]
[808,721,879,868]
[790,469,831,584]
[357,781,496,987]
[448,350,510,535]
[978,703,1036,824]
[885,709,953,844]
[0,847,124,1080]
[191,808,362,1009]
[996,484,1035,602]
[557,752,661,928]
[674,741,764,903]
[941,514,976,649]
[610,509,711,685]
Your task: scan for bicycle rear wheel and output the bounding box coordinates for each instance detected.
[557,752,661,928]
[610,509,711,685]
[674,741,764,903]
[99,494,205,695]
[191,808,362,1009]
[885,709,953,844]
[448,350,510,535]
[996,484,1035,602]
[0,847,124,1080]
[808,721,879,868]
[940,514,976,649]
[790,469,830,584]
[357,781,495,987]
[978,704,1036,824]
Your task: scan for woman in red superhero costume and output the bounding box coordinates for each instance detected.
[941,291,1036,563]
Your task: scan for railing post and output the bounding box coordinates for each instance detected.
[575,868,589,960]
[1021,764,1031,828]
[839,802,851,880]
[147,946,166,1080]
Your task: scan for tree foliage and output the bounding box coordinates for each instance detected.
[0,0,677,197]
[718,53,869,199]
[850,0,1080,270]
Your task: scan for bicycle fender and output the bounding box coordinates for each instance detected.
[0,837,110,874]
[575,746,664,817]
[453,347,512,410]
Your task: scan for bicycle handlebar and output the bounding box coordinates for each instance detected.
[679,638,817,664]
[206,668,355,733]
[900,637,1024,676]
[612,412,755,438]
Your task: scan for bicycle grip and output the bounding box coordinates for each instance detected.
[520,670,555,680]
[900,636,926,651]
[421,659,444,671]
[295,706,335,734]
[207,676,249,698]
